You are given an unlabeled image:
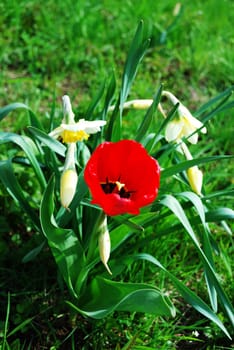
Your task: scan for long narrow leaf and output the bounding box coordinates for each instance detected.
[28,126,66,157]
[161,155,233,179]
[177,192,217,311]
[102,71,116,117]
[135,85,163,142]
[205,207,234,221]
[0,131,46,189]
[160,194,234,328]
[130,253,231,339]
[111,21,150,141]
[120,21,149,110]
[40,176,86,297]
[67,277,175,319]
[0,159,41,231]
[0,102,31,121]
[195,85,234,117]
[85,80,106,120]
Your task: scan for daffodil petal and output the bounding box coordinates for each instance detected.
[165,121,183,142]
[49,126,64,139]
[81,120,107,134]
[189,115,206,132]
[181,118,199,144]
[61,120,106,134]
[187,132,199,144]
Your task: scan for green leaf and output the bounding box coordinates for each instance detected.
[111,21,150,141]
[40,176,87,297]
[205,207,234,221]
[161,155,234,179]
[102,71,116,116]
[120,21,149,111]
[177,192,217,312]
[195,85,234,117]
[22,241,46,263]
[67,277,175,319]
[0,102,31,121]
[131,253,231,339]
[0,159,41,231]
[112,215,144,234]
[85,80,106,120]
[177,192,206,224]
[135,85,163,142]
[201,92,233,124]
[0,131,46,190]
[110,212,157,252]
[28,126,66,157]
[160,194,234,328]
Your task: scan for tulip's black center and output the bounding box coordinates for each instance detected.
[101,177,134,199]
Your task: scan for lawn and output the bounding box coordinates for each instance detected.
[0,1,233,349]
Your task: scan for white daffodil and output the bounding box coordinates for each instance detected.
[181,142,203,195]
[49,95,106,143]
[49,119,107,143]
[53,95,106,208]
[163,90,206,144]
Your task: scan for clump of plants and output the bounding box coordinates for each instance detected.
[0,22,233,345]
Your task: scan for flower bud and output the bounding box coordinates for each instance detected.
[98,216,112,275]
[187,166,203,195]
[60,169,78,209]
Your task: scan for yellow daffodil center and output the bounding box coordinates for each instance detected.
[61,130,90,143]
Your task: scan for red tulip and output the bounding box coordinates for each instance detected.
[84,140,160,216]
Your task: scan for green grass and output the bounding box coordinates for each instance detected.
[0,0,233,349]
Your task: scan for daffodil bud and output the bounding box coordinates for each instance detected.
[108,99,153,112]
[181,142,203,195]
[98,215,112,275]
[60,168,78,209]
[128,99,153,110]
[187,166,203,195]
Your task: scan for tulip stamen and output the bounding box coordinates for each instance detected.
[100,177,135,199]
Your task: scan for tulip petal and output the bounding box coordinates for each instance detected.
[84,140,160,216]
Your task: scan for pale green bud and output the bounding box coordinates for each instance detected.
[98,216,112,275]
[187,166,203,195]
[60,169,78,209]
